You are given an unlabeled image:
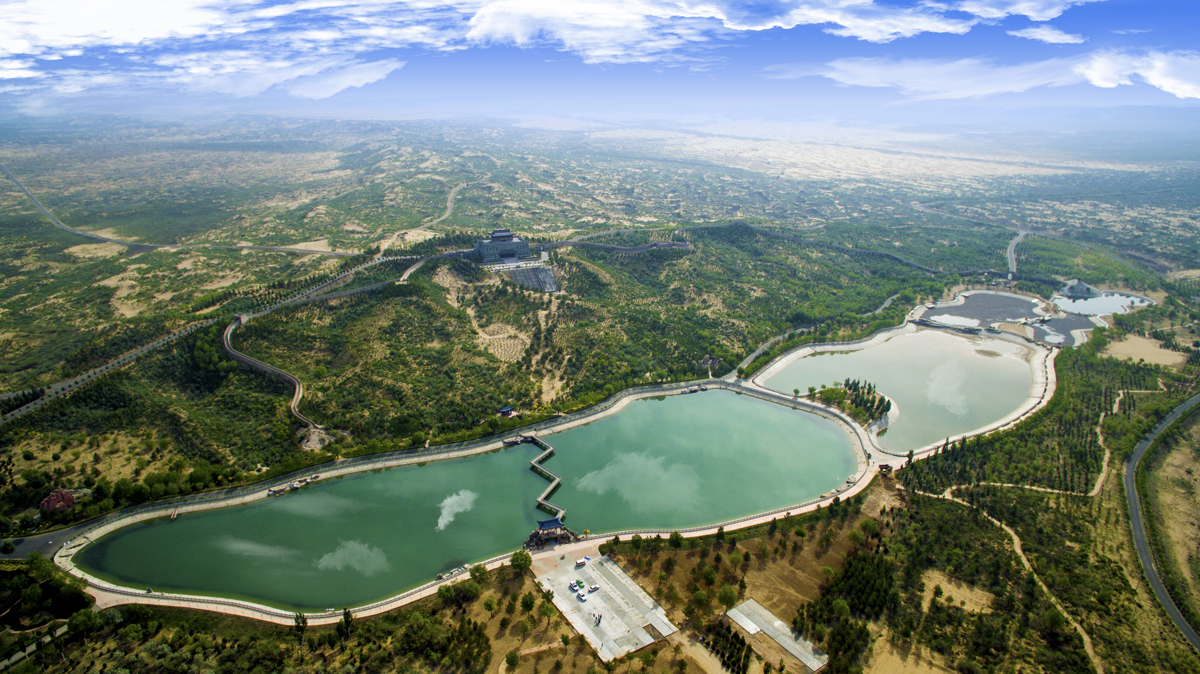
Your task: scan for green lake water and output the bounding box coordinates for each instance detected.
[76,390,855,610]
[761,330,1034,454]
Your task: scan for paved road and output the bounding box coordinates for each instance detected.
[1124,391,1200,652]
[1007,231,1026,274]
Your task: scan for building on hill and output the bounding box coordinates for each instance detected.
[473,229,531,263]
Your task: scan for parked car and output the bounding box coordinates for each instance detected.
[589,584,600,593]
[577,592,587,602]
[569,582,578,592]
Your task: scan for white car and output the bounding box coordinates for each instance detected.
[569,582,578,592]
[576,591,587,602]
[588,585,600,593]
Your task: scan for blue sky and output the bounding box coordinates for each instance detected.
[1,0,1197,119]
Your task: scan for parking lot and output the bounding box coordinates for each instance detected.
[535,551,676,661]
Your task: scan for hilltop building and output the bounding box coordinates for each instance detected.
[474,229,531,263]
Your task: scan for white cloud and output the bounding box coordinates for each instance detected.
[0,0,1003,100]
[286,58,404,98]
[0,0,237,59]
[315,540,390,576]
[812,55,1086,98]
[0,0,1157,103]
[799,50,1200,100]
[1008,25,1086,44]
[216,536,299,559]
[954,0,1104,21]
[1111,28,1151,35]
[0,60,43,80]
[576,453,701,513]
[1077,50,1200,99]
[435,489,478,531]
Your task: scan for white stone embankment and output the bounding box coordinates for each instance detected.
[56,305,1061,627]
[750,314,1059,459]
[56,379,881,625]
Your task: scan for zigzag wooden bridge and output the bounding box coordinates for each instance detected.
[505,434,583,548]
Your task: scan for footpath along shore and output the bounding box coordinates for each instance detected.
[55,315,1060,625]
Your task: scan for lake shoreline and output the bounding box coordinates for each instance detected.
[55,309,1059,626]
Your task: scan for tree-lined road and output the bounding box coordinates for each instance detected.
[1125,392,1200,652]
[1007,231,1027,274]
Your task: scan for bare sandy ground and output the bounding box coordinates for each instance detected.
[1149,426,1200,617]
[1103,335,1187,367]
[866,630,954,674]
[96,267,145,317]
[290,238,336,252]
[65,242,127,259]
[380,227,439,252]
[201,273,244,290]
[921,569,994,613]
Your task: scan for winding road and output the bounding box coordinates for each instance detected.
[1124,391,1200,652]
[1007,231,1026,274]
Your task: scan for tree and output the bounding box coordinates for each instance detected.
[561,634,572,648]
[336,608,354,642]
[293,612,308,641]
[718,584,739,611]
[484,597,497,613]
[521,592,537,612]
[539,601,555,627]
[506,651,520,668]
[669,531,684,549]
[470,564,491,585]
[511,550,533,576]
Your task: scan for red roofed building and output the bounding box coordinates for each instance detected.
[39,489,75,515]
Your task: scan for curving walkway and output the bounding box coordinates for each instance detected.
[910,484,1105,674]
[899,385,1200,672]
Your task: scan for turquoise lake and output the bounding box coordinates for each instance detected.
[761,330,1035,453]
[76,389,856,610]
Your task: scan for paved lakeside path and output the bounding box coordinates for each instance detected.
[49,377,880,625]
[1125,391,1200,652]
[40,312,1066,625]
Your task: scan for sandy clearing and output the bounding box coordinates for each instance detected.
[201,273,243,290]
[866,630,954,674]
[1149,426,1200,615]
[289,239,335,252]
[175,256,198,271]
[65,242,127,259]
[1103,335,1187,368]
[111,300,141,318]
[1167,269,1200,280]
[379,227,439,252]
[80,227,130,239]
[921,570,994,613]
[341,220,369,232]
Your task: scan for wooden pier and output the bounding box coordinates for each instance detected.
[521,434,567,519]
